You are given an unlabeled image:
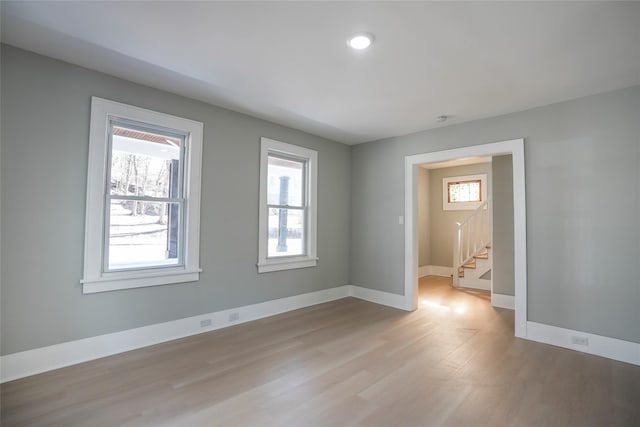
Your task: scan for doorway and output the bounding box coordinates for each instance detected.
[417,157,493,291]
[404,139,527,338]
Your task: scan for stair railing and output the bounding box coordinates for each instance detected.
[453,199,491,287]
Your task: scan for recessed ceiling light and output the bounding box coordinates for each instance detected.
[347,32,374,50]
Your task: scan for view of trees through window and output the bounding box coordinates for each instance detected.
[106,125,183,270]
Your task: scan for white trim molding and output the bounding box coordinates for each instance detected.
[257,137,318,273]
[491,293,515,310]
[405,138,527,338]
[348,285,408,310]
[82,97,204,293]
[418,265,453,278]
[442,173,487,211]
[458,278,491,291]
[526,322,640,366]
[4,283,638,382]
[1,286,350,383]
[0,285,410,383]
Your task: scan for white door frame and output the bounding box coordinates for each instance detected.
[404,138,527,338]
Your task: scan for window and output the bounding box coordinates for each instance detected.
[258,137,317,273]
[448,179,481,203]
[442,174,487,210]
[82,97,203,293]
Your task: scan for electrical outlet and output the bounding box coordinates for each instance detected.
[229,312,240,322]
[571,335,589,346]
[200,318,212,328]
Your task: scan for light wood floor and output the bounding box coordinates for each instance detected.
[2,276,639,426]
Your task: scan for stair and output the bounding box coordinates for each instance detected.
[456,245,491,291]
[453,199,491,290]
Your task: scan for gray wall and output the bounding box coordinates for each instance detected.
[425,163,492,268]
[0,46,351,355]
[417,168,430,266]
[2,45,639,355]
[492,155,514,296]
[351,85,640,343]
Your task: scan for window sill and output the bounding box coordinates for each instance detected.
[443,201,485,211]
[81,268,202,294]
[257,257,318,273]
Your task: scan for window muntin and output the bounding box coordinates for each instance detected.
[267,155,305,207]
[105,121,186,272]
[83,97,203,293]
[258,137,317,273]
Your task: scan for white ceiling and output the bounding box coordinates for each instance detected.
[2,1,639,145]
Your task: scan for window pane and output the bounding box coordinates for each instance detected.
[107,200,181,270]
[468,182,480,201]
[267,155,304,207]
[267,208,305,257]
[449,181,481,203]
[110,125,182,198]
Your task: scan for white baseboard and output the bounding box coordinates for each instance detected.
[7,285,636,383]
[348,285,408,310]
[0,285,409,383]
[418,265,428,277]
[0,286,350,383]
[491,293,515,310]
[459,278,491,291]
[526,321,640,366]
[418,265,453,278]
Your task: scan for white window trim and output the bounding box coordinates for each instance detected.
[257,137,318,273]
[442,174,487,211]
[82,97,203,293]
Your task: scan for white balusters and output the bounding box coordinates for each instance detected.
[452,200,491,287]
